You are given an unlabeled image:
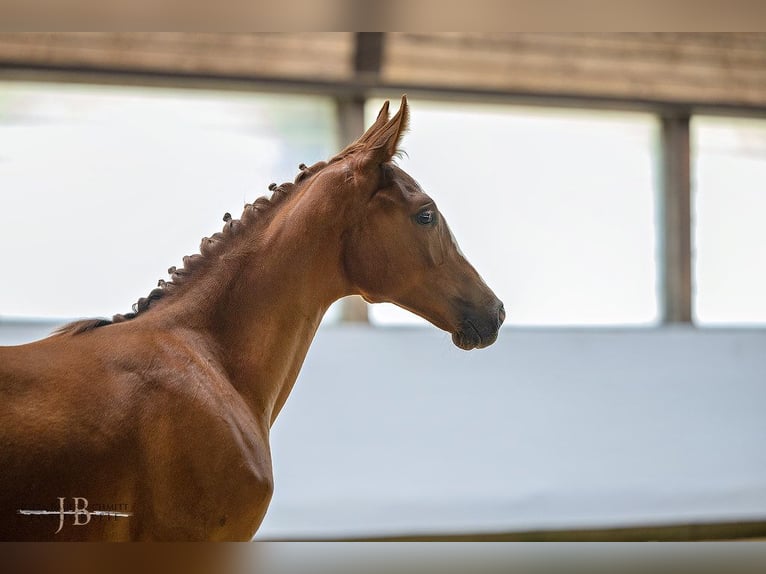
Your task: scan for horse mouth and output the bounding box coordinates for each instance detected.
[451,320,498,351]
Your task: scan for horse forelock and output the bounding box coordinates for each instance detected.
[56,161,328,336]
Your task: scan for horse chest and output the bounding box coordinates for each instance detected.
[133,376,274,540]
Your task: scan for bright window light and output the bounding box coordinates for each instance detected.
[0,82,339,321]
[693,117,766,326]
[365,99,660,327]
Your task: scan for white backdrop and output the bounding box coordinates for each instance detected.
[3,322,764,539]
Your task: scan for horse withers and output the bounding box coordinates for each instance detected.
[0,96,504,540]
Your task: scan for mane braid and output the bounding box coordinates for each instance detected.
[55,162,325,336]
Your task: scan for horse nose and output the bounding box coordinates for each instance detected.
[497,302,506,328]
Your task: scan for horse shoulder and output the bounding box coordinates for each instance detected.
[120,327,273,540]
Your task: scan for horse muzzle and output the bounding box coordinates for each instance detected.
[452,301,505,351]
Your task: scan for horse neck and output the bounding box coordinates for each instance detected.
[158,190,350,426]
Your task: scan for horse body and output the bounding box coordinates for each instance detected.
[0,318,266,540]
[0,97,504,540]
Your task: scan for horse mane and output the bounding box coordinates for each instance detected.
[56,161,328,336]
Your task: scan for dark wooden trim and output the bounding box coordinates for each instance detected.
[334,94,371,323]
[354,32,385,77]
[335,95,366,146]
[259,520,766,542]
[660,114,694,324]
[5,65,766,119]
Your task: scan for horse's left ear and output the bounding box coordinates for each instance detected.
[364,95,409,165]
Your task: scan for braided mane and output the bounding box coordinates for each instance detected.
[57,161,327,335]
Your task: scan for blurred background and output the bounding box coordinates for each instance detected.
[0,33,765,540]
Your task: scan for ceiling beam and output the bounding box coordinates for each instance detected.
[353,32,385,78]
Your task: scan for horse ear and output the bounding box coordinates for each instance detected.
[357,100,390,144]
[334,100,390,159]
[364,95,409,165]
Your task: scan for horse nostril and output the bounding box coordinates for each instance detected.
[497,303,506,326]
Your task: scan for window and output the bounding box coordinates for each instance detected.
[365,99,660,327]
[693,117,766,326]
[0,82,338,320]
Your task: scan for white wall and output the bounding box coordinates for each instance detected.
[2,322,765,539]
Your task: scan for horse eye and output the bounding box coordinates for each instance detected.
[416,210,435,226]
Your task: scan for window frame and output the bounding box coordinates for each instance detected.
[2,65,765,327]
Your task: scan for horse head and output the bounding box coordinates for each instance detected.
[329,96,505,350]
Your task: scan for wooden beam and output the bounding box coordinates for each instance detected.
[354,32,385,77]
[4,34,766,111]
[325,519,766,542]
[335,95,370,323]
[0,33,355,81]
[384,33,766,108]
[660,114,693,324]
[5,62,766,120]
[336,30,384,324]
[336,94,366,147]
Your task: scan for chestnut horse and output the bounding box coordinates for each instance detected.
[0,97,504,541]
